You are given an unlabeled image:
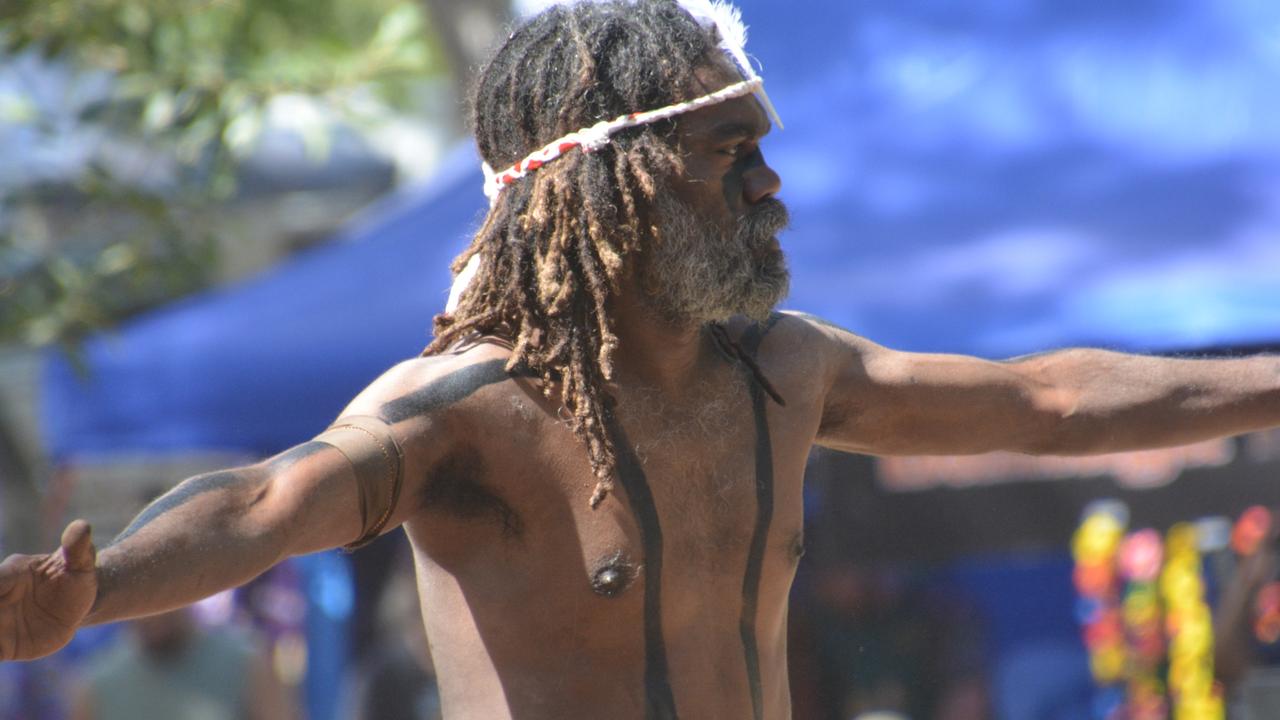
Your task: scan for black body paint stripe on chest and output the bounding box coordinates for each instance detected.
[379,359,527,424]
[603,411,680,720]
[737,315,781,720]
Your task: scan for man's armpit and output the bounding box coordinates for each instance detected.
[817,395,858,437]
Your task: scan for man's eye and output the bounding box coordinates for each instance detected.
[719,144,744,158]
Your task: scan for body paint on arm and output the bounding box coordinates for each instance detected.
[110,443,330,546]
[112,471,258,546]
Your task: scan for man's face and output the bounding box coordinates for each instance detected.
[641,63,791,324]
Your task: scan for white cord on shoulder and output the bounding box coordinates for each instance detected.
[446,253,483,313]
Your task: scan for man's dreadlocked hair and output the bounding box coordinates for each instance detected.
[424,0,774,508]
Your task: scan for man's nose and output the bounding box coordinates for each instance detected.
[744,162,781,204]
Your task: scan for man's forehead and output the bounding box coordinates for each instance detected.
[678,88,772,142]
[673,62,767,134]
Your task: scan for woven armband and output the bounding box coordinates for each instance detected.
[314,415,404,550]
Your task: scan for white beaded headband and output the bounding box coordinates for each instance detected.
[479,0,782,205]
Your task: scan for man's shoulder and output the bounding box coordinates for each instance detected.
[718,312,869,405]
[339,340,524,424]
[720,311,846,358]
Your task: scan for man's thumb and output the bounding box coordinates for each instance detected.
[60,520,96,573]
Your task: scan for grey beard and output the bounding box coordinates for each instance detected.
[643,194,791,325]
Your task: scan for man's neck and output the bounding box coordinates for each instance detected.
[609,288,712,394]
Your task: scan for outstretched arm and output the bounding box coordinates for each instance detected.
[797,313,1280,456]
[0,440,368,662]
[88,440,367,624]
[0,350,515,662]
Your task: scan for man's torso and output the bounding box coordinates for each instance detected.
[353,315,834,719]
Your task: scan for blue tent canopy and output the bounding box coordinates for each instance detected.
[43,146,483,458]
[43,0,1280,460]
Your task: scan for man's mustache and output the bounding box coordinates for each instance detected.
[743,198,790,234]
[739,198,790,243]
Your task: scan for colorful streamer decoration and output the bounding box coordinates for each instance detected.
[1119,529,1168,720]
[1160,523,1224,720]
[1255,582,1280,645]
[1229,506,1280,645]
[1231,505,1271,557]
[1071,505,1280,719]
[1073,502,1129,718]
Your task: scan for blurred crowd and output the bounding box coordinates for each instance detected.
[0,529,442,720]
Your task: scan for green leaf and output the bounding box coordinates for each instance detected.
[223,107,263,154]
[142,90,176,131]
[371,3,422,50]
[1,0,452,351]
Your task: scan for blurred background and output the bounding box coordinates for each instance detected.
[2,0,1280,718]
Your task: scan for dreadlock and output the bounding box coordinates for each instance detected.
[424,0,773,508]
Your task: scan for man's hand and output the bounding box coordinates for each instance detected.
[0,520,98,661]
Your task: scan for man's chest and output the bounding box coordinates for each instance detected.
[610,383,797,576]
[398,355,820,719]
[407,373,815,596]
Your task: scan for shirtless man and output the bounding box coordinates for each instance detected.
[2,2,1278,718]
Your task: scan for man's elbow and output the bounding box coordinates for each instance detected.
[1013,385,1109,456]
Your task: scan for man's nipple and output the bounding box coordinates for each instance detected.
[589,553,638,598]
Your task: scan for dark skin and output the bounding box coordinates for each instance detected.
[3,67,1280,719]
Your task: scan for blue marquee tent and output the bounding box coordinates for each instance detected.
[43,145,485,459]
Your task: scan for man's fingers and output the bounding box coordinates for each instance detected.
[60,520,96,573]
